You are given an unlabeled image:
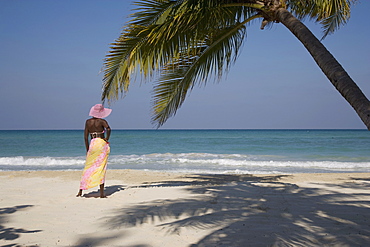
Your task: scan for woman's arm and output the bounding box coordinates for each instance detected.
[84,120,90,152]
[102,119,111,142]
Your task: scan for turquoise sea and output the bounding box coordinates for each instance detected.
[0,129,370,174]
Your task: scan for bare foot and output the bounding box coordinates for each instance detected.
[76,189,83,197]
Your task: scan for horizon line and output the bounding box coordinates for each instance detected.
[0,128,368,131]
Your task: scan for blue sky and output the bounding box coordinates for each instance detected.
[0,0,369,130]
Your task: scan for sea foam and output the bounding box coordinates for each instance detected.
[0,156,85,166]
[1,153,369,173]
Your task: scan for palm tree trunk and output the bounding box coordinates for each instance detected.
[276,8,370,130]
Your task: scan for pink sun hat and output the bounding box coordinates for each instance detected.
[89,104,112,118]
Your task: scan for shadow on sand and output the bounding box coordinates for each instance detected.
[101,174,370,246]
[73,232,150,247]
[0,205,41,246]
[82,185,125,198]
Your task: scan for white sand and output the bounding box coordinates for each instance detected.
[1,170,370,246]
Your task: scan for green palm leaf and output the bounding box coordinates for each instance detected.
[152,17,260,127]
[288,0,355,39]
[102,0,178,101]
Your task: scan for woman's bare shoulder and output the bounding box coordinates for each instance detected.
[86,118,109,127]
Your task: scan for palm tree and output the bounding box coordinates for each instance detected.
[101,0,370,129]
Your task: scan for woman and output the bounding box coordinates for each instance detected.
[76,104,112,198]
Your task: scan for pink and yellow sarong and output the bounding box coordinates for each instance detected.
[79,138,110,190]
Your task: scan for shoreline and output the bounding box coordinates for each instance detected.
[1,169,369,183]
[1,170,370,246]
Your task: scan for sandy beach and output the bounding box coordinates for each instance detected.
[1,170,370,246]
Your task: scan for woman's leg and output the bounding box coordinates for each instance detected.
[100,183,106,198]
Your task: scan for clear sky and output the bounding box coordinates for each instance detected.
[1,0,369,130]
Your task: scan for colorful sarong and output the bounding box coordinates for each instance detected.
[79,138,110,190]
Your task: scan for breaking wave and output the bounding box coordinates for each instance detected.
[1,153,369,174]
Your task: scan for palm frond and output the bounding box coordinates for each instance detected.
[102,0,178,102]
[152,18,257,127]
[318,0,354,39]
[288,0,356,39]
[102,0,259,104]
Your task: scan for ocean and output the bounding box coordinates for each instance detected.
[0,129,369,174]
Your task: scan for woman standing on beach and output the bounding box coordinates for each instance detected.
[76,104,112,198]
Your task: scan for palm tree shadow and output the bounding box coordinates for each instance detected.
[0,205,42,244]
[73,231,150,247]
[131,174,259,189]
[102,174,370,246]
[83,185,125,198]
